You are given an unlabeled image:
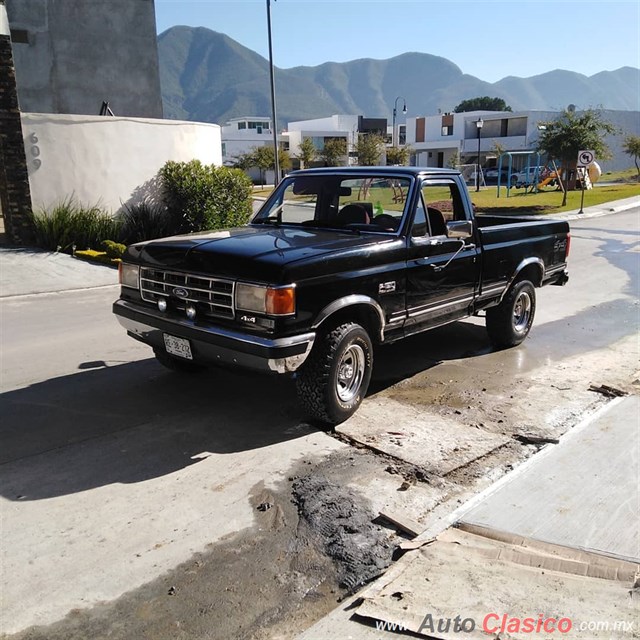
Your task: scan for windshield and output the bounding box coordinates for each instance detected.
[251,174,413,233]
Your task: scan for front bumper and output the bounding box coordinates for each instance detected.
[113,299,315,374]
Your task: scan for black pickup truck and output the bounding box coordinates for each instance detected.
[114,167,569,425]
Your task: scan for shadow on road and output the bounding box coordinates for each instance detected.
[0,358,312,501]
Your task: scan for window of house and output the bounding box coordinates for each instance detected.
[441,125,453,136]
[238,122,246,130]
[221,143,226,156]
[399,125,407,146]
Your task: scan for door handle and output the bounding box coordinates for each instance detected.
[462,243,476,251]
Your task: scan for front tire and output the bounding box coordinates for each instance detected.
[486,280,536,349]
[296,322,373,426]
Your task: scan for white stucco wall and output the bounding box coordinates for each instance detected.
[21,113,222,213]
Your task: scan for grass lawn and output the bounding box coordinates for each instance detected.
[471,181,639,215]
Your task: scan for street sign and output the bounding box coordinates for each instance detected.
[577,150,595,166]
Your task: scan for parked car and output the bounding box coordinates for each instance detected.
[113,167,570,425]
[484,167,517,186]
[514,166,544,188]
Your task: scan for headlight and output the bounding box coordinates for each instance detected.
[235,283,295,316]
[119,262,140,289]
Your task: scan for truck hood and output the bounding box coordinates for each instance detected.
[127,225,396,282]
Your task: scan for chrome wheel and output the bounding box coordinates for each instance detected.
[336,344,365,403]
[513,290,532,333]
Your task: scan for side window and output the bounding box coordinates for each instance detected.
[411,195,428,237]
[421,180,468,226]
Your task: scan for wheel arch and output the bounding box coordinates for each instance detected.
[312,295,385,343]
[500,258,544,302]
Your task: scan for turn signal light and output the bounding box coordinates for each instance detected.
[266,286,295,316]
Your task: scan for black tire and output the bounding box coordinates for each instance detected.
[153,347,206,373]
[486,280,536,349]
[296,322,373,426]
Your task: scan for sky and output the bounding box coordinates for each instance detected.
[154,0,640,83]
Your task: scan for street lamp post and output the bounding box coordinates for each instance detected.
[266,0,279,184]
[475,117,484,192]
[392,96,407,147]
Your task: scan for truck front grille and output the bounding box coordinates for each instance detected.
[140,267,234,319]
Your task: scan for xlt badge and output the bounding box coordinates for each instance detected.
[379,281,396,294]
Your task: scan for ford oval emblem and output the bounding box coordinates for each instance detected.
[172,287,190,299]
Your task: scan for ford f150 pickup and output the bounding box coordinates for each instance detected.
[114,167,569,425]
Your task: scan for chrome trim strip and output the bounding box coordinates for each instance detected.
[312,295,386,342]
[477,283,508,300]
[545,263,568,276]
[407,295,475,318]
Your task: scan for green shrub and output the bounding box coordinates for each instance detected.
[101,240,127,259]
[28,197,122,253]
[119,200,175,244]
[74,249,120,266]
[159,160,253,233]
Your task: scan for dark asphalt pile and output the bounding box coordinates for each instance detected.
[293,474,394,592]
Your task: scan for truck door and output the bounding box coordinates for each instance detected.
[405,178,480,331]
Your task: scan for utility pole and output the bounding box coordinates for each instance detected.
[266,0,280,184]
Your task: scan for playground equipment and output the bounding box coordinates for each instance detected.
[496,151,540,197]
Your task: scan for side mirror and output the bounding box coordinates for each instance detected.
[446,220,473,239]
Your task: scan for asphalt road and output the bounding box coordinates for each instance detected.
[1,207,638,636]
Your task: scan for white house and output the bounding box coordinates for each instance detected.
[406,109,639,172]
[221,116,288,166]
[287,114,388,166]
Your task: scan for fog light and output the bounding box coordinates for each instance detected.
[158,299,167,312]
[186,305,196,320]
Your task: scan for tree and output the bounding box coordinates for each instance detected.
[355,133,385,166]
[319,137,347,166]
[386,145,412,166]
[278,145,292,174]
[454,97,512,113]
[491,140,506,159]
[622,135,640,179]
[252,145,275,187]
[296,137,317,169]
[536,109,616,204]
[447,150,460,169]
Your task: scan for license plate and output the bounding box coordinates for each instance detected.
[163,334,193,360]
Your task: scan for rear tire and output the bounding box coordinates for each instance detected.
[486,280,536,348]
[153,347,206,373]
[296,322,373,426]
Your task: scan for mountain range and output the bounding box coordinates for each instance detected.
[158,26,640,127]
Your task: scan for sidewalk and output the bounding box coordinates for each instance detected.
[298,397,640,639]
[0,247,118,298]
[1,196,636,300]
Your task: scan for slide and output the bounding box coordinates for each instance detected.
[537,168,561,189]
